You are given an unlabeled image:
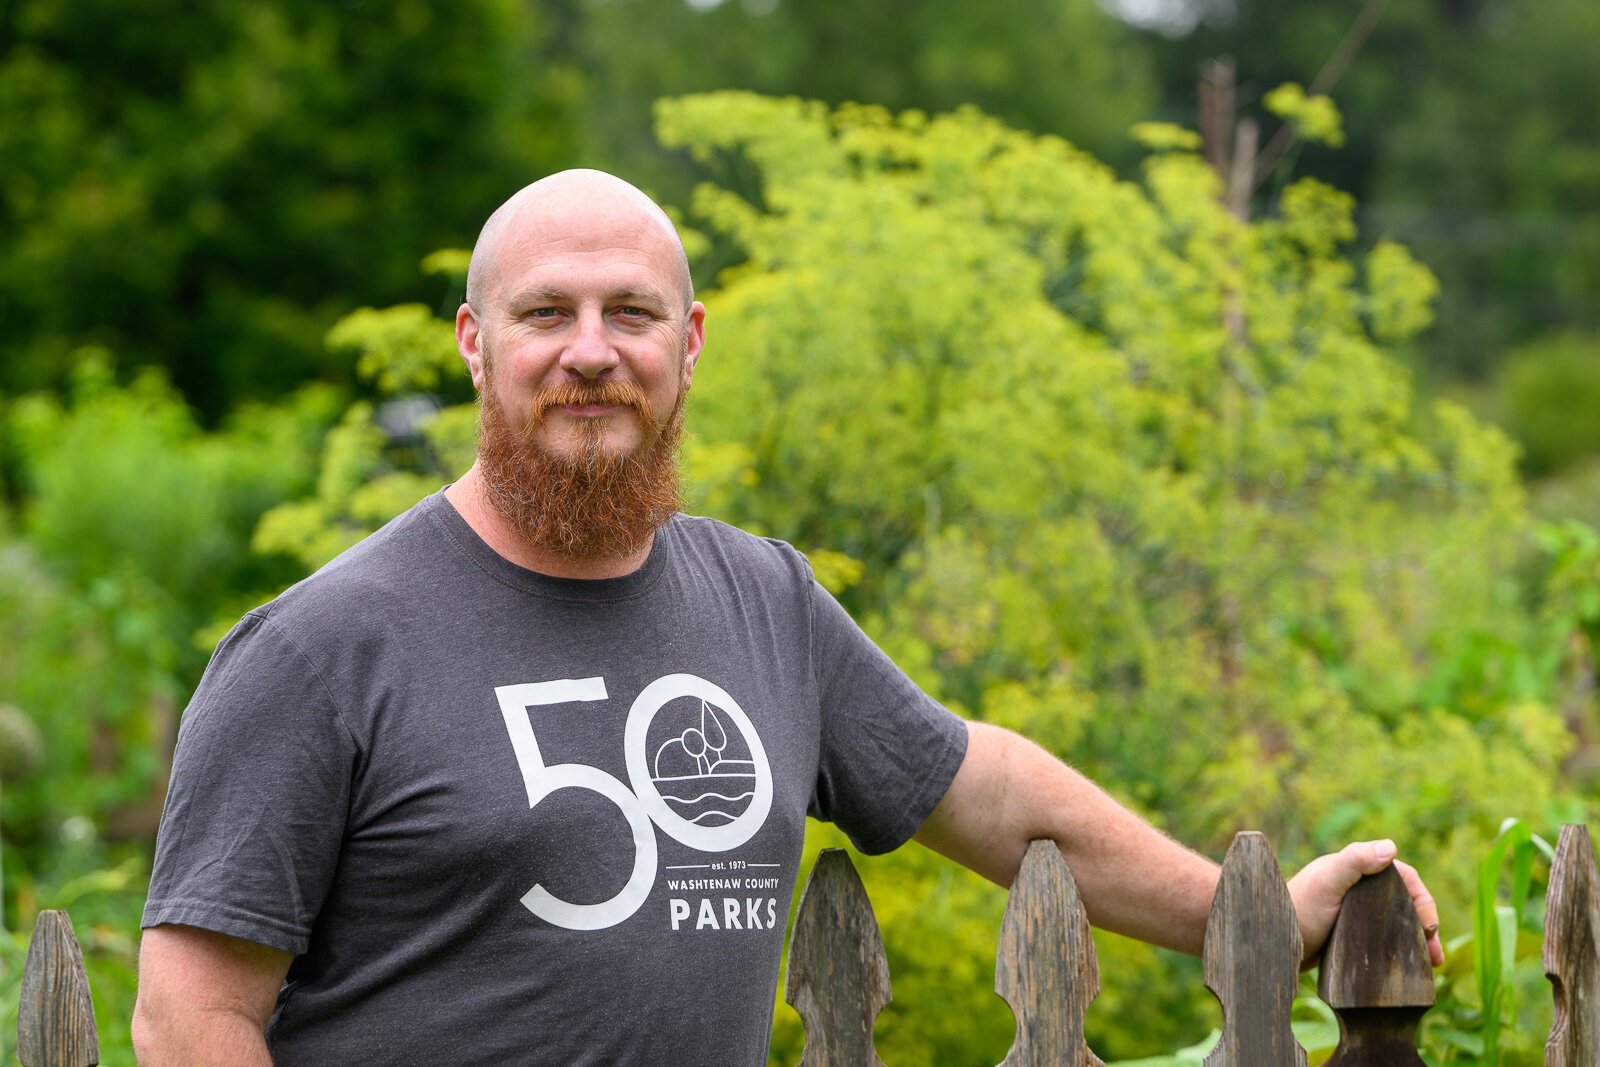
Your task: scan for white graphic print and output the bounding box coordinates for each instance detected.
[651,699,754,820]
[651,701,754,827]
[494,678,658,931]
[624,674,772,854]
[496,672,774,931]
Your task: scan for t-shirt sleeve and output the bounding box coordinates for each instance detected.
[142,612,359,955]
[806,581,968,854]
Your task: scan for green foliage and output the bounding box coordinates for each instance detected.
[0,358,335,1061]
[1536,521,1600,637]
[1495,332,1600,476]
[8,356,326,610]
[1420,818,1563,1066]
[1105,998,1340,1065]
[1366,0,1600,380]
[1529,459,1600,533]
[0,704,43,783]
[0,357,332,955]
[1364,240,1440,344]
[572,0,1159,180]
[0,0,578,414]
[1471,820,1549,1063]
[806,547,866,595]
[326,304,462,396]
[1149,0,1600,380]
[251,299,471,573]
[1131,122,1204,153]
[1264,84,1346,148]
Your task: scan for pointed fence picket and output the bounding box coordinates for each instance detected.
[16,911,98,1067]
[16,825,1600,1065]
[1545,824,1600,1065]
[785,849,892,1067]
[1201,831,1305,1067]
[993,841,1103,1067]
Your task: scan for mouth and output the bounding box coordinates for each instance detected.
[558,402,630,418]
[522,380,660,439]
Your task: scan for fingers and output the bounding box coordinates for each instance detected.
[1302,840,1398,900]
[1394,859,1445,967]
[1288,841,1444,969]
[1344,838,1398,875]
[1331,844,1444,967]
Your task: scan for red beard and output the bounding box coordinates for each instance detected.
[476,372,684,561]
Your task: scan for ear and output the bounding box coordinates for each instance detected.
[680,301,707,391]
[456,303,487,391]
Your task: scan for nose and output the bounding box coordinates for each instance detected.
[559,308,619,380]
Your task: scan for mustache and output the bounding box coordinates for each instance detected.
[522,379,659,439]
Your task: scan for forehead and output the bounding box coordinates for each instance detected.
[486,199,683,310]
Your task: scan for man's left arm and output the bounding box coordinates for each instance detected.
[914,721,1443,965]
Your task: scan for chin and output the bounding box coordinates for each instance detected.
[541,427,642,460]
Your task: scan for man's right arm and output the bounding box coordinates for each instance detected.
[133,924,293,1066]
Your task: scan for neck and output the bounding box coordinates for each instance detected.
[444,465,656,580]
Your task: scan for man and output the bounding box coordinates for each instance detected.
[134,170,1441,1065]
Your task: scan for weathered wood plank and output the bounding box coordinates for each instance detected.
[1545,823,1600,1066]
[995,839,1105,1067]
[1317,865,1433,1066]
[17,910,99,1067]
[785,849,890,1067]
[1203,831,1306,1067]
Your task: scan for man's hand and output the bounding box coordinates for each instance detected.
[1287,839,1444,968]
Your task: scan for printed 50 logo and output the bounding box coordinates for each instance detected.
[495,674,773,930]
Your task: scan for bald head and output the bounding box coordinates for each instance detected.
[465,169,694,314]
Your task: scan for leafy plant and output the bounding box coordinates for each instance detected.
[1474,820,1553,1063]
[1424,817,1560,1065]
[1105,998,1339,1065]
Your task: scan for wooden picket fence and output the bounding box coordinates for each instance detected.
[15,826,1600,1065]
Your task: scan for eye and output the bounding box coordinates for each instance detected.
[522,306,568,326]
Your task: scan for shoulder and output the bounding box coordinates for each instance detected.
[664,514,817,592]
[248,492,454,641]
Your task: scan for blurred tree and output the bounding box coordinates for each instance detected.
[1,355,336,851]
[0,0,579,417]
[0,358,337,1064]
[1365,0,1600,379]
[563,0,1159,213]
[1141,0,1600,380]
[1495,332,1600,478]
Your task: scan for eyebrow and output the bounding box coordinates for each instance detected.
[507,284,673,311]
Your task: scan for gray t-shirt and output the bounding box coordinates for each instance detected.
[144,492,967,1065]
